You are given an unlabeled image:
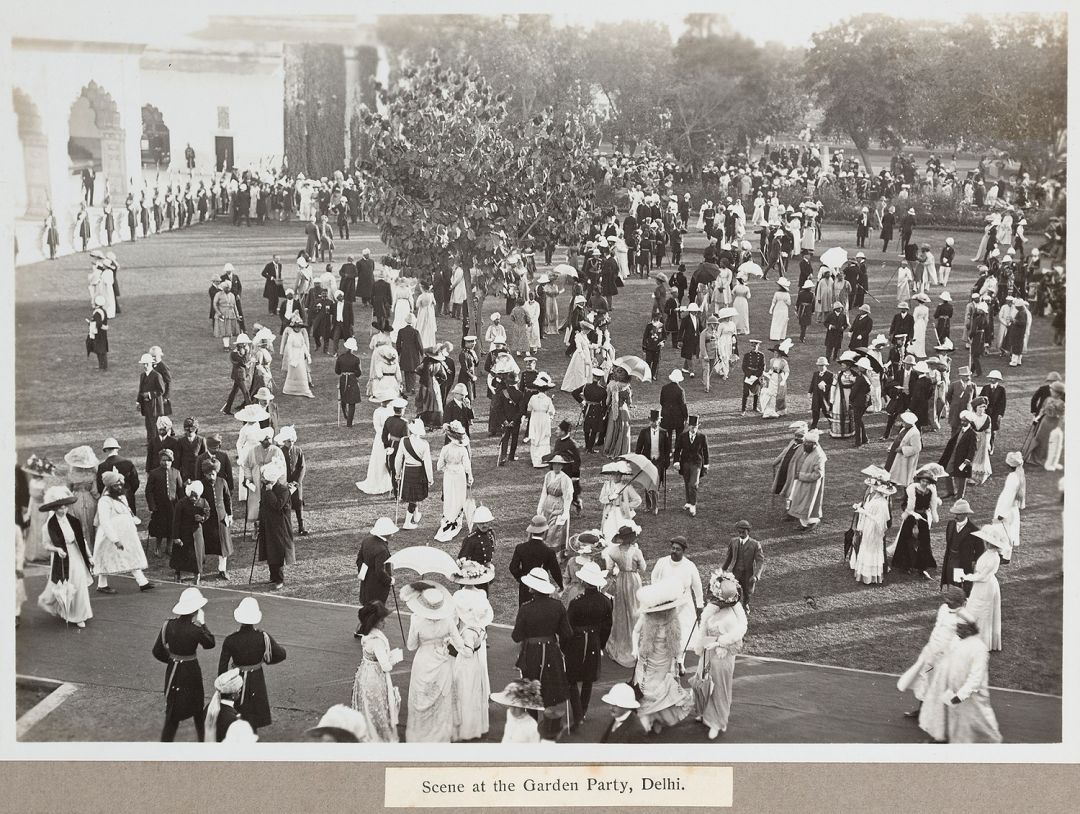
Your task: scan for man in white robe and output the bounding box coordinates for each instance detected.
[650,536,704,672]
[786,429,827,529]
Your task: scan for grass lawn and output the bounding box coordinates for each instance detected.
[15,216,1063,695]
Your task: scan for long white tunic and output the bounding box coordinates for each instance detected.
[993,470,1025,549]
[526,392,555,467]
[437,441,472,531]
[850,492,890,584]
[561,331,593,393]
[650,556,704,654]
[358,405,393,495]
[93,495,148,575]
[451,587,493,742]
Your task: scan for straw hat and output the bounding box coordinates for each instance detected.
[636,579,686,613]
[490,679,545,710]
[521,567,557,595]
[400,581,455,620]
[172,587,208,616]
[233,597,262,625]
[64,445,100,470]
[39,485,78,513]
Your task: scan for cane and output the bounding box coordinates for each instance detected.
[390,584,407,643]
[248,529,259,584]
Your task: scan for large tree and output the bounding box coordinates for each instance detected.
[361,53,598,339]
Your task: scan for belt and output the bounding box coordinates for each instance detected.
[164,651,197,697]
[169,654,197,663]
[572,626,600,634]
[524,635,557,645]
[234,663,263,704]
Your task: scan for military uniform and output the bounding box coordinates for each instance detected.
[217,626,287,730]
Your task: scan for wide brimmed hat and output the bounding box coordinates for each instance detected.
[569,530,602,555]
[234,597,263,625]
[444,420,468,438]
[776,277,791,289]
[521,567,557,595]
[261,462,286,483]
[526,515,549,534]
[452,559,496,585]
[575,561,608,588]
[601,461,632,476]
[547,454,571,466]
[668,369,684,383]
[950,499,974,515]
[973,525,1011,551]
[860,465,891,482]
[39,485,78,512]
[600,683,640,710]
[707,569,741,607]
[64,445,100,470]
[304,705,368,742]
[533,372,554,389]
[172,587,208,616]
[370,517,399,537]
[613,522,641,543]
[490,679,545,710]
[253,387,275,402]
[637,579,686,613]
[401,581,455,619]
[235,405,270,423]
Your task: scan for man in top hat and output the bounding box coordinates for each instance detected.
[880,354,919,440]
[740,339,766,414]
[808,358,834,430]
[672,415,708,517]
[97,438,140,513]
[635,408,671,514]
[565,561,613,730]
[722,520,765,612]
[980,370,1007,444]
[849,304,873,350]
[152,587,215,741]
[396,313,423,394]
[335,338,364,427]
[508,516,564,605]
[261,255,285,314]
[824,302,849,362]
[940,500,983,596]
[581,368,609,453]
[381,398,410,496]
[549,419,583,511]
[659,368,688,450]
[679,302,703,377]
[327,290,354,355]
[651,536,704,672]
[218,597,287,734]
[641,314,665,380]
[511,567,574,739]
[599,683,646,743]
[787,429,827,529]
[356,518,399,624]
[847,253,870,310]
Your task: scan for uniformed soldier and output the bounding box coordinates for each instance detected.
[217,598,287,734]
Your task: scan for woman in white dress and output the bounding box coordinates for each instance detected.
[602,525,647,668]
[911,293,931,357]
[357,399,395,496]
[352,601,402,742]
[523,292,542,353]
[868,337,887,412]
[415,283,438,349]
[403,582,464,743]
[732,274,751,335]
[993,451,1026,550]
[526,374,556,467]
[716,265,733,306]
[391,277,414,338]
[849,475,895,584]
[491,680,543,743]
[768,279,791,341]
[598,462,640,541]
[716,312,737,380]
[279,315,314,398]
[560,325,593,394]
[435,427,472,543]
[632,580,693,734]
[900,585,966,722]
[536,456,574,549]
[760,348,790,419]
[692,571,748,739]
[367,338,402,404]
[542,279,562,336]
[969,400,993,484]
[787,214,802,255]
[614,236,630,280]
[750,194,766,227]
[449,264,467,316]
[896,264,914,305]
[964,525,1009,651]
[36,486,94,628]
[450,561,494,742]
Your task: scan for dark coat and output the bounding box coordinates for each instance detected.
[509,537,563,605]
[679,313,702,358]
[601,712,648,743]
[357,258,376,300]
[199,475,233,559]
[564,588,613,683]
[357,534,392,605]
[170,494,209,575]
[205,700,241,743]
[889,312,914,340]
[338,262,358,302]
[371,279,392,324]
[809,370,835,411]
[277,298,307,329]
[217,626,287,729]
[146,465,183,539]
[152,616,216,723]
[909,374,935,425]
[147,432,181,473]
[722,535,765,582]
[457,528,496,565]
[138,369,168,418]
[396,326,424,374]
[659,382,688,431]
[46,514,93,584]
[634,425,671,473]
[980,384,1007,430]
[335,352,364,403]
[261,261,284,299]
[196,450,234,493]
[550,435,582,480]
[176,435,209,483]
[257,483,295,568]
[511,595,573,706]
[849,314,873,348]
[329,299,355,338]
[941,520,985,592]
[673,429,709,469]
[943,427,977,477]
[850,373,871,410]
[282,444,305,506]
[96,455,140,510]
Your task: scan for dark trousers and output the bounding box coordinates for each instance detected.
[267,292,280,314]
[499,420,520,462]
[856,232,867,248]
[853,404,868,446]
[293,506,305,533]
[568,681,593,725]
[338,219,350,240]
[84,181,94,206]
[825,335,842,361]
[645,349,660,379]
[810,398,828,429]
[741,383,760,412]
[583,415,605,452]
[161,714,205,742]
[223,380,250,413]
[402,370,417,393]
[681,463,701,505]
[341,401,356,427]
[269,564,284,584]
[882,239,890,253]
[671,245,682,265]
[96,352,108,370]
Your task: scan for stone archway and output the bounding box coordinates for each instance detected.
[141,104,171,170]
[69,81,127,197]
[13,88,51,216]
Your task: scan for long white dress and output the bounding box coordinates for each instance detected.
[451,587,493,742]
[406,616,465,743]
[911,303,930,357]
[716,268,733,305]
[768,291,790,341]
[280,328,314,397]
[692,602,747,733]
[716,322,736,378]
[993,470,1025,549]
[897,603,960,701]
[598,480,640,541]
[896,267,914,304]
[415,291,437,349]
[965,549,1002,651]
[391,283,414,337]
[561,331,593,393]
[37,514,94,624]
[93,495,148,575]
[526,392,555,467]
[849,492,890,584]
[368,346,402,404]
[436,441,472,538]
[650,556,704,658]
[732,284,751,334]
[358,405,393,495]
[524,300,541,350]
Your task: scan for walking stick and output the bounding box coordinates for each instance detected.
[390,585,407,642]
[248,528,259,584]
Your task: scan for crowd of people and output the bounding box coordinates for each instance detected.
[16,142,1066,745]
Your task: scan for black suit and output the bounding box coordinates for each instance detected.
[565,587,613,725]
[679,313,701,362]
[673,429,708,506]
[277,299,306,332]
[659,382,688,449]
[357,534,392,606]
[808,370,835,429]
[941,520,984,595]
[850,373,871,446]
[849,314,873,349]
[96,454,141,513]
[601,712,648,743]
[581,381,608,451]
[508,537,563,605]
[980,384,1007,434]
[889,312,914,342]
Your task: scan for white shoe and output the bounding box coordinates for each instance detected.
[402,512,418,530]
[688,505,697,516]
[683,503,691,510]
[708,727,721,740]
[413,510,422,525]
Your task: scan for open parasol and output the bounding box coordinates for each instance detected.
[613,355,652,382]
[737,260,764,278]
[851,347,885,374]
[553,263,578,279]
[387,546,458,578]
[615,453,659,493]
[691,262,721,285]
[819,247,849,269]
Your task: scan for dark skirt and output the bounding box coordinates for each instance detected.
[400,466,429,503]
[890,517,935,572]
[164,661,205,723]
[170,529,205,575]
[149,505,175,539]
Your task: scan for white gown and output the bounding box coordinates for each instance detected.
[280,328,314,397]
[911,304,930,357]
[561,332,593,393]
[452,587,493,742]
[769,291,790,341]
[415,291,437,349]
[650,556,704,659]
[436,441,472,537]
[526,392,555,467]
[358,405,393,495]
[993,470,1025,549]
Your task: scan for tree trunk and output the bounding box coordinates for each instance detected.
[852,132,875,174]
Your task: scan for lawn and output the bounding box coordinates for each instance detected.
[14,216,1064,694]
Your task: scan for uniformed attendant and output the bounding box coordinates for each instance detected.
[152,587,216,741]
[508,516,564,605]
[581,368,609,453]
[457,506,496,592]
[511,567,574,739]
[335,337,364,427]
[564,561,613,731]
[381,399,410,496]
[87,296,109,370]
[218,598,287,733]
[740,340,766,414]
[357,517,399,630]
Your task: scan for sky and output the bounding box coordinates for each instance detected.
[9,0,1070,48]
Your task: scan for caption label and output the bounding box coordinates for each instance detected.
[385,766,732,808]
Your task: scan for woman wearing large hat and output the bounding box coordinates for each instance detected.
[152,587,215,741]
[490,679,544,743]
[994,451,1026,550]
[402,581,464,742]
[598,460,640,542]
[691,570,748,739]
[63,445,100,539]
[352,600,402,742]
[435,420,473,543]
[768,278,791,341]
[536,454,574,550]
[526,372,557,467]
[890,464,941,579]
[631,579,694,735]
[450,560,495,741]
[36,485,94,628]
[280,313,314,398]
[601,523,647,668]
[849,471,896,585]
[964,525,1009,651]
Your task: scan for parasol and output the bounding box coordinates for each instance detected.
[387,546,458,578]
[691,262,721,285]
[851,347,885,374]
[613,355,652,382]
[819,247,849,269]
[553,264,578,279]
[616,453,659,493]
[737,260,764,278]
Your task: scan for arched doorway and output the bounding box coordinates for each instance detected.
[13,89,51,216]
[141,104,171,170]
[68,81,127,199]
